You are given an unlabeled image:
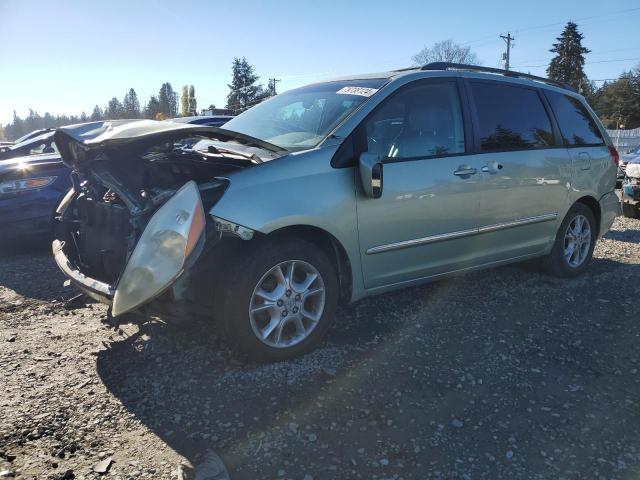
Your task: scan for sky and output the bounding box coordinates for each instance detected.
[1,0,639,125]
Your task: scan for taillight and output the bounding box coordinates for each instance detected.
[609,146,620,166]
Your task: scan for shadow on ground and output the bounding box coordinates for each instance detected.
[96,251,640,479]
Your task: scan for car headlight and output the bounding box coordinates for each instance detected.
[111,180,205,316]
[0,176,57,195]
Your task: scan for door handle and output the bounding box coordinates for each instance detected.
[453,166,477,176]
[481,162,504,174]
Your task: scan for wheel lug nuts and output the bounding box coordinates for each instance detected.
[282,310,288,317]
[293,307,299,313]
[277,300,284,306]
[295,294,301,301]
[286,290,292,297]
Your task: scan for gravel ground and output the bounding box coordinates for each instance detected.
[1,215,640,480]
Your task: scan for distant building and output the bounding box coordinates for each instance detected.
[201,107,234,116]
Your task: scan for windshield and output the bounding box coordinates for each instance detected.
[222,79,388,151]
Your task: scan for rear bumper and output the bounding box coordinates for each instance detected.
[598,190,621,238]
[52,239,114,305]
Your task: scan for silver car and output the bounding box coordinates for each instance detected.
[53,63,620,361]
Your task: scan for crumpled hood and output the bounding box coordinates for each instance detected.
[54,120,287,168]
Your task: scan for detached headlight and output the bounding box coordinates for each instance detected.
[0,176,57,195]
[111,180,205,316]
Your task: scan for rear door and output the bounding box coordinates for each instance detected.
[542,90,613,195]
[465,79,571,262]
[356,79,487,289]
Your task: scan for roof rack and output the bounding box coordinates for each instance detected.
[420,62,575,92]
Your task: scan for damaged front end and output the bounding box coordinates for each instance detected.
[52,120,280,318]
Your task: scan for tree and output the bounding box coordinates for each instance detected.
[106,97,124,119]
[122,88,141,118]
[90,105,103,121]
[590,66,640,129]
[0,124,4,141]
[144,95,161,119]
[180,85,189,116]
[158,82,177,117]
[188,85,197,115]
[226,57,264,114]
[412,39,480,66]
[547,22,590,92]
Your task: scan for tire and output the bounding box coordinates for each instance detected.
[541,203,596,277]
[217,237,338,362]
[622,202,640,219]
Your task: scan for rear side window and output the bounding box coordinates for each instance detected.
[470,81,554,152]
[544,91,605,147]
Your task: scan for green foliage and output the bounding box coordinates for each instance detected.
[226,57,265,114]
[181,85,189,117]
[158,82,177,117]
[106,97,125,120]
[188,85,197,115]
[590,66,640,129]
[547,22,590,92]
[90,105,104,121]
[122,88,141,119]
[144,95,161,119]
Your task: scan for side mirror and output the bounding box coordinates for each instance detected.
[359,152,383,199]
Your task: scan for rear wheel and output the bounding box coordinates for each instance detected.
[218,238,338,361]
[541,203,596,277]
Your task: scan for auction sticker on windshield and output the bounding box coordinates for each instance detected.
[336,86,378,97]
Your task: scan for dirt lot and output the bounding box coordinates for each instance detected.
[1,215,640,480]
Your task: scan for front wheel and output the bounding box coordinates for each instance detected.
[541,203,596,277]
[217,238,338,362]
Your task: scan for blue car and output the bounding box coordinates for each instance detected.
[0,153,71,244]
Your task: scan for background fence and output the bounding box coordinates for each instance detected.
[607,128,640,153]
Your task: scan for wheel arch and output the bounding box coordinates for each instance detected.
[266,224,353,304]
[574,195,602,236]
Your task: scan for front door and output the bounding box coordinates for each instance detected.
[356,79,486,289]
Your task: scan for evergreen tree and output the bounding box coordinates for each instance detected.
[590,66,640,129]
[180,85,189,116]
[226,57,264,114]
[122,88,141,118]
[144,95,161,119]
[106,97,124,119]
[0,124,5,141]
[188,85,197,115]
[158,83,177,117]
[90,105,103,121]
[547,22,591,92]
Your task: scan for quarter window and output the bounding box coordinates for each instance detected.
[471,82,554,152]
[364,82,465,160]
[544,91,605,146]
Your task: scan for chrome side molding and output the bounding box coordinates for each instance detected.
[366,213,558,255]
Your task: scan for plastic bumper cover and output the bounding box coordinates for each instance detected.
[52,239,114,305]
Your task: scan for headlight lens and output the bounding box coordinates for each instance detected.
[0,176,57,195]
[111,180,205,316]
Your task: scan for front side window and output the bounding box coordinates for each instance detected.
[364,81,465,160]
[471,82,554,152]
[544,90,605,147]
[222,79,388,152]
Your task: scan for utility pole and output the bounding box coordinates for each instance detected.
[268,77,281,96]
[500,33,514,70]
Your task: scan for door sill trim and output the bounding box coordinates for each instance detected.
[365,213,557,255]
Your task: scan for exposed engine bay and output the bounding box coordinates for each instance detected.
[56,134,261,285]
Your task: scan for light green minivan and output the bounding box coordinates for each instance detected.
[53,63,620,361]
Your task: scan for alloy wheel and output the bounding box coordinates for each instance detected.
[249,260,326,348]
[563,214,591,268]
